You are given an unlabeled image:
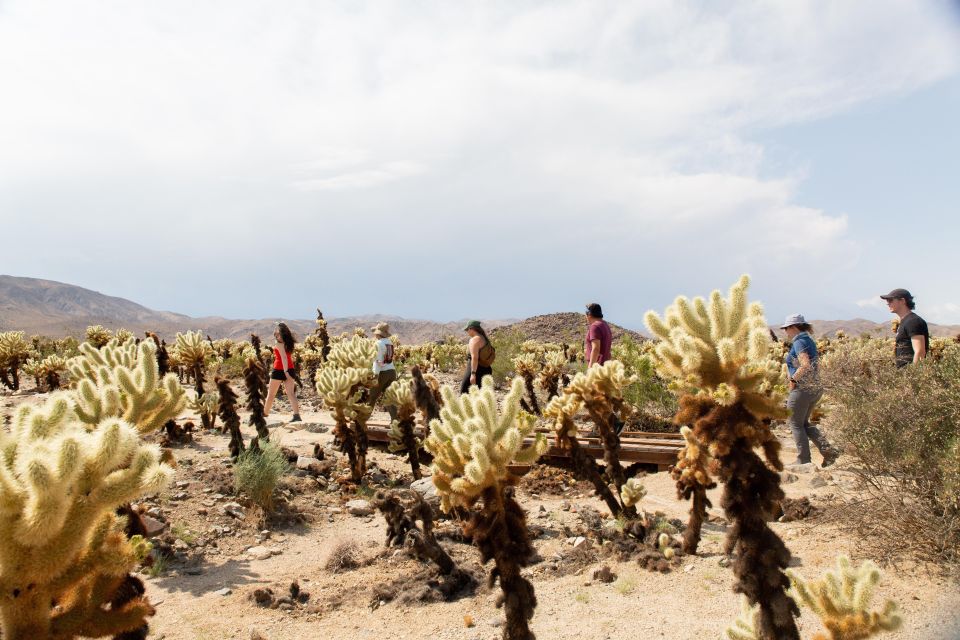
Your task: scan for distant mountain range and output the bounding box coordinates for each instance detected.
[1,275,958,343]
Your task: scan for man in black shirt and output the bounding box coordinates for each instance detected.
[881,288,929,367]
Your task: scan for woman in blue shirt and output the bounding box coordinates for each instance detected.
[781,314,838,467]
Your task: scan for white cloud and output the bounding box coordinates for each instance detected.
[0,1,956,318]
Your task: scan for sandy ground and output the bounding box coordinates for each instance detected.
[3,389,959,640]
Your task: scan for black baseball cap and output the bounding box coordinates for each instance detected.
[585,303,603,318]
[880,288,913,301]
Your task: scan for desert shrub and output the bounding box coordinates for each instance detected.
[490,327,528,384]
[612,335,677,419]
[819,341,960,564]
[325,540,361,573]
[233,442,291,512]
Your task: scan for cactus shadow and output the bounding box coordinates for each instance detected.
[151,557,261,597]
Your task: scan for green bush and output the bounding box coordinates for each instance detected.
[490,328,528,384]
[611,335,677,420]
[233,442,291,512]
[819,341,960,564]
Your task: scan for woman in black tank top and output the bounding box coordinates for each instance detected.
[461,320,494,393]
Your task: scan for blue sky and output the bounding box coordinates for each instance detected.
[0,1,958,329]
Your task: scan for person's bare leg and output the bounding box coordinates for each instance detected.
[264,379,282,416]
[282,378,300,415]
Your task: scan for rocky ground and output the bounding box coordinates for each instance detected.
[2,387,959,640]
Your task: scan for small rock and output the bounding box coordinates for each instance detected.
[214,588,232,596]
[296,456,321,470]
[146,507,163,519]
[780,472,799,484]
[592,565,616,583]
[222,503,245,519]
[718,556,731,568]
[141,516,168,538]
[809,476,828,489]
[410,478,439,508]
[345,499,373,517]
[304,423,329,434]
[246,546,274,561]
[572,536,588,548]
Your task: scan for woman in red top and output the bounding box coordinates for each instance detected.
[264,322,301,423]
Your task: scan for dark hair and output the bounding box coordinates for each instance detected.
[794,323,813,333]
[906,297,916,310]
[586,303,603,319]
[275,322,296,354]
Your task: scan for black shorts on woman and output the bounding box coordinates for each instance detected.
[270,368,295,381]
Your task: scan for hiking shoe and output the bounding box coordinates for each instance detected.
[289,414,302,423]
[821,449,839,468]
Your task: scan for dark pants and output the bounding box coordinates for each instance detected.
[369,369,398,421]
[787,387,831,464]
[460,364,493,393]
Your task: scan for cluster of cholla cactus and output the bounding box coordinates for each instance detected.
[68,338,187,435]
[216,376,247,459]
[545,361,637,516]
[85,325,114,348]
[383,377,423,479]
[315,334,377,482]
[0,378,175,637]
[0,330,32,390]
[512,352,542,415]
[645,275,799,639]
[425,377,547,640]
[727,556,901,640]
[28,354,69,392]
[671,426,716,554]
[174,331,218,428]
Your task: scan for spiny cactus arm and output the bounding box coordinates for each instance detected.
[787,556,902,639]
[725,597,762,640]
[620,478,646,508]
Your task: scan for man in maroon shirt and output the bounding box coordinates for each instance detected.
[584,303,623,435]
[585,303,613,366]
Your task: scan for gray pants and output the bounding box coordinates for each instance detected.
[368,369,398,421]
[787,387,830,464]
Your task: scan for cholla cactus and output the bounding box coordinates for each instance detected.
[113,328,134,345]
[316,335,378,482]
[216,377,245,459]
[0,394,174,638]
[727,596,763,640]
[562,361,637,504]
[0,330,32,390]
[543,383,628,517]
[671,426,716,554]
[188,390,220,431]
[787,556,901,640]
[646,276,799,640]
[37,354,68,391]
[620,478,647,508]
[537,350,568,400]
[22,358,44,390]
[314,309,332,360]
[68,340,186,435]
[85,325,113,348]
[383,378,422,479]
[244,356,269,441]
[174,331,215,426]
[512,352,541,415]
[424,376,547,640]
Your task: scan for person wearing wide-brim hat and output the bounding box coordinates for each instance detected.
[781,314,837,468]
[880,288,929,367]
[460,320,495,393]
[368,322,398,420]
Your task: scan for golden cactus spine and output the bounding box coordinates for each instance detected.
[84,324,113,348]
[646,275,799,640]
[425,377,547,640]
[174,331,215,427]
[671,425,716,554]
[0,393,174,639]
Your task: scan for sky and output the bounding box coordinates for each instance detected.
[1,0,958,328]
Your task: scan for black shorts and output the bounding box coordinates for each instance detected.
[270,368,295,381]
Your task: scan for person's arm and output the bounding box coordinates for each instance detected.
[469,337,481,383]
[791,352,812,388]
[279,348,292,379]
[912,336,927,363]
[374,341,385,371]
[588,339,601,367]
